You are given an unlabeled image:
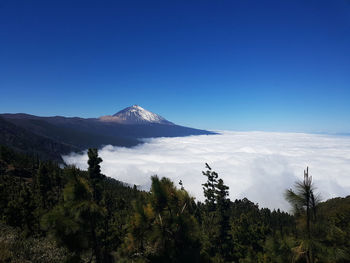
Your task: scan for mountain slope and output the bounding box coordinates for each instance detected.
[100,105,173,125]
[0,106,215,161]
[0,114,140,149]
[0,117,78,161]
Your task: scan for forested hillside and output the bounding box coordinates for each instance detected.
[0,145,349,262]
[0,117,79,161]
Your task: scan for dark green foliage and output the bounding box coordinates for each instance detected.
[42,169,97,259]
[0,117,78,161]
[202,163,218,212]
[87,148,105,263]
[215,179,231,257]
[201,164,234,262]
[1,145,350,262]
[316,196,350,261]
[88,148,105,204]
[120,176,201,263]
[230,213,267,260]
[0,146,143,262]
[285,167,321,263]
[88,148,103,181]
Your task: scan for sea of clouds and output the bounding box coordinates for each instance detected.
[63,131,350,211]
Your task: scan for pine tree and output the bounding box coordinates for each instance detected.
[121,176,201,262]
[202,163,218,213]
[215,178,232,260]
[42,166,105,262]
[285,167,320,263]
[201,164,233,261]
[88,148,104,203]
[87,148,105,263]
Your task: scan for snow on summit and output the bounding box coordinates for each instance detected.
[99,105,174,125]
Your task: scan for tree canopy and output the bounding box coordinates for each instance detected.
[0,145,349,262]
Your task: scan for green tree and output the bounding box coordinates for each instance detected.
[87,148,105,263]
[88,148,104,203]
[230,213,266,261]
[42,153,106,263]
[202,163,218,212]
[201,163,219,259]
[285,167,320,263]
[6,180,36,234]
[215,178,232,260]
[120,176,201,262]
[42,169,93,262]
[201,164,233,262]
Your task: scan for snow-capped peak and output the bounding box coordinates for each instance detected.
[99,105,173,125]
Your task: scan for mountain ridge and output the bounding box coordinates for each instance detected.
[0,105,215,161]
[0,117,79,161]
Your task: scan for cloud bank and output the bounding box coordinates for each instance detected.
[63,131,350,210]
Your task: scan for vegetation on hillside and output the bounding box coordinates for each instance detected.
[0,145,349,262]
[0,117,78,161]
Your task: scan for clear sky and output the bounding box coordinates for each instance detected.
[1,0,350,132]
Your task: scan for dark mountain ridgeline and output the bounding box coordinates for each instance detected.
[1,114,140,149]
[0,117,78,161]
[0,107,215,161]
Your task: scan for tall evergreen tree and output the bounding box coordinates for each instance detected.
[87,148,105,263]
[285,167,320,263]
[88,148,104,203]
[215,178,232,260]
[202,163,218,212]
[201,164,233,262]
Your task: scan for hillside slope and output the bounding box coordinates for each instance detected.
[0,107,214,161]
[0,117,78,161]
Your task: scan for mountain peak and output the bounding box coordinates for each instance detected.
[113,105,144,116]
[99,105,173,125]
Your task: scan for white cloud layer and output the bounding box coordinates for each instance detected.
[63,131,350,211]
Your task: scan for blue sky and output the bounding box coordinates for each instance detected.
[1,0,350,132]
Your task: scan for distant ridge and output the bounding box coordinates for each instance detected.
[0,106,215,161]
[0,117,78,161]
